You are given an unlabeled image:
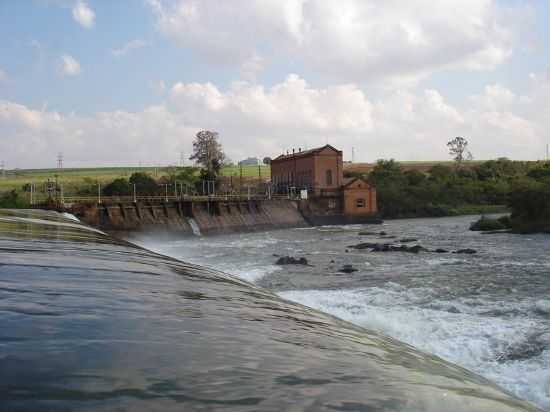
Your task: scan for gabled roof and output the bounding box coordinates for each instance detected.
[272,144,342,162]
[342,176,372,189]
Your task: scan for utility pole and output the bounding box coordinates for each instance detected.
[57,152,63,169]
[0,161,5,179]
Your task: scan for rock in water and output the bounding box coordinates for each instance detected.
[454,248,477,254]
[340,264,358,273]
[275,256,309,265]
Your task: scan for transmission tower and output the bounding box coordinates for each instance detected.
[57,152,63,169]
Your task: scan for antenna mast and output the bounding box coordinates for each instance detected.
[57,152,64,169]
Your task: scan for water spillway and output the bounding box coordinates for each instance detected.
[0,209,542,411]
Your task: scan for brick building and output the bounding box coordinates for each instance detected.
[271,145,343,195]
[270,144,377,218]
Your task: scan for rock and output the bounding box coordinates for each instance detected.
[407,245,426,254]
[330,259,335,264]
[400,238,418,243]
[358,231,378,236]
[349,242,427,253]
[379,231,387,236]
[433,248,449,253]
[349,242,380,250]
[345,249,349,253]
[453,248,477,254]
[340,264,358,273]
[275,256,309,265]
[381,235,397,239]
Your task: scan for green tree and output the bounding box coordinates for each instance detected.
[102,178,131,196]
[189,130,226,176]
[0,190,28,208]
[447,137,472,169]
[129,172,159,196]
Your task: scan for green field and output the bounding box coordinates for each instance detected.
[0,165,272,195]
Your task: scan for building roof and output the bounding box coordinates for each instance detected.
[342,176,372,189]
[272,144,342,162]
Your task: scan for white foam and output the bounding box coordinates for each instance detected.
[279,287,550,410]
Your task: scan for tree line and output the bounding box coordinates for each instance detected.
[353,156,550,222]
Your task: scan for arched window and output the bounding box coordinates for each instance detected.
[326,169,333,185]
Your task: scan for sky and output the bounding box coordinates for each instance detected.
[1,0,550,169]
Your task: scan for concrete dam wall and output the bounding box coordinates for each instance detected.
[72,199,308,235]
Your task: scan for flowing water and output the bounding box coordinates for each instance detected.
[133,215,550,410]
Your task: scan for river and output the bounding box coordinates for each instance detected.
[133,215,550,410]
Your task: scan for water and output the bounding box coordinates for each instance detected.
[133,215,550,410]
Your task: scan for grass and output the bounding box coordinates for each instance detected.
[0,165,271,197]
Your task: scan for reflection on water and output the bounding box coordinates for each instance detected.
[0,209,542,411]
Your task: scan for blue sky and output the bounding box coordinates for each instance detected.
[1,0,550,168]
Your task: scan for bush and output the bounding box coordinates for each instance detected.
[469,216,510,231]
[102,178,131,196]
[129,172,159,196]
[0,190,28,208]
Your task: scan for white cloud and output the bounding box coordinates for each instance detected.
[112,39,149,57]
[59,54,81,76]
[72,1,95,29]
[0,69,7,82]
[2,74,549,168]
[147,0,522,85]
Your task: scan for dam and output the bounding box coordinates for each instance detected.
[69,197,381,235]
[0,208,543,411]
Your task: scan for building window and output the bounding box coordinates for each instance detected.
[356,198,365,208]
[326,169,333,185]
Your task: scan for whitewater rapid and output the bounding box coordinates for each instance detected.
[133,215,550,411]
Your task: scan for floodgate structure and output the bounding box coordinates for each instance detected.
[70,144,379,235]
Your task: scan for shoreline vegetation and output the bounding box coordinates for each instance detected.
[348,158,550,233]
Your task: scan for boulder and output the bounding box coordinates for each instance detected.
[275,256,309,265]
[433,248,449,253]
[453,248,477,254]
[340,264,358,273]
[400,238,418,243]
[349,242,379,250]
[407,245,426,254]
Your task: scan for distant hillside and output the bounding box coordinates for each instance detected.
[344,161,485,174]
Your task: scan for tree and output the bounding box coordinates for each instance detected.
[447,137,472,169]
[189,130,226,176]
[263,157,272,165]
[102,178,131,196]
[129,172,158,195]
